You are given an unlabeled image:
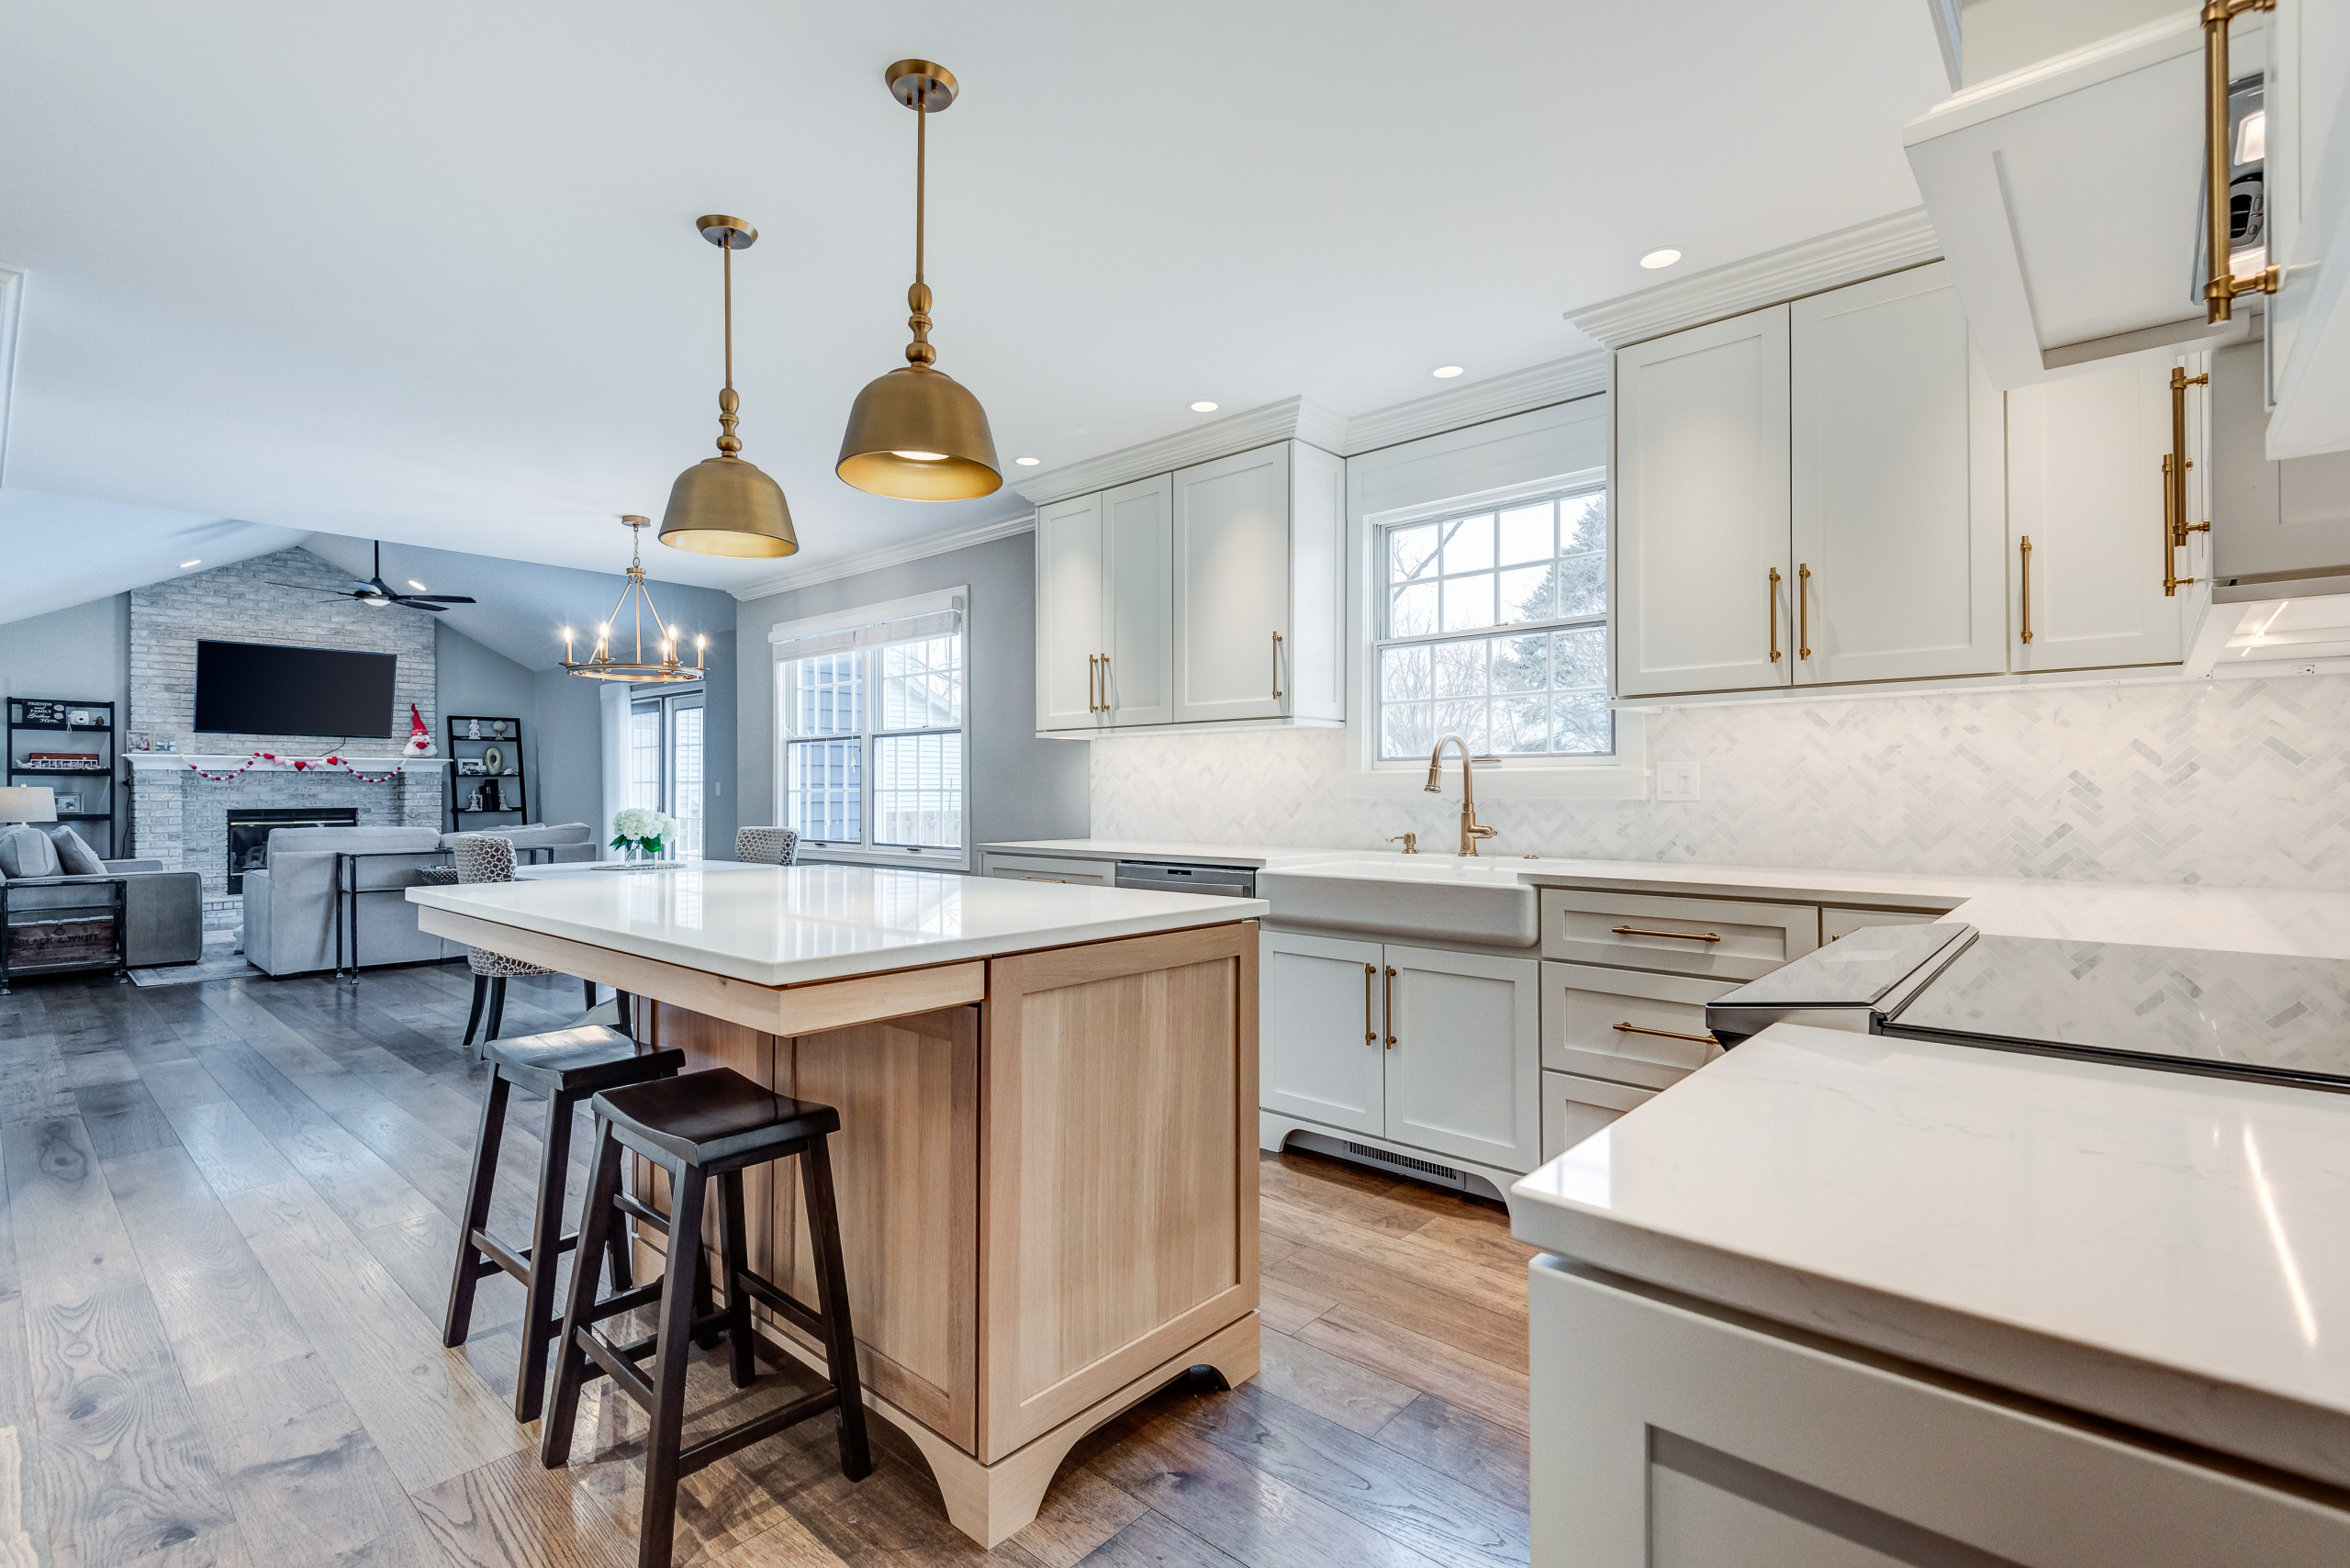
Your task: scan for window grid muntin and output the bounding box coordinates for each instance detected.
[780,619,968,857]
[1375,486,1611,763]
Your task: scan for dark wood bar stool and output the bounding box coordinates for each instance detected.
[441,1022,689,1422]
[541,1067,872,1568]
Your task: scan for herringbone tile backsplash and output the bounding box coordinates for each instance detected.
[1089,677,2350,888]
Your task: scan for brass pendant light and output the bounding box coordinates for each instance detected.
[659,216,800,557]
[836,61,1002,502]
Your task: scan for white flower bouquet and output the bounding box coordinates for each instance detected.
[610,806,679,859]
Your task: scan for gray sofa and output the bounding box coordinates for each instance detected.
[243,825,451,977]
[0,850,205,973]
[241,820,599,977]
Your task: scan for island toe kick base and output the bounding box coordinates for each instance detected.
[418,907,1262,1547]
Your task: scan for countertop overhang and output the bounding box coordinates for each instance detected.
[1512,1021,2350,1493]
[408,862,1269,989]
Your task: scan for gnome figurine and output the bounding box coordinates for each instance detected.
[404,704,437,758]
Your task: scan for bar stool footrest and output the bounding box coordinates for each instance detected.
[471,1227,580,1284]
[732,1270,826,1341]
[677,1387,843,1479]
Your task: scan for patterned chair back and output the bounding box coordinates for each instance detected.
[448,834,546,978]
[735,826,800,866]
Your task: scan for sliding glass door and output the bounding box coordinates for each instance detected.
[629,686,707,859]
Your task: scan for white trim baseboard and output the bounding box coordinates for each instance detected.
[1565,208,1943,350]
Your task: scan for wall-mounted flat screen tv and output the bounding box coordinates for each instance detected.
[193,639,398,738]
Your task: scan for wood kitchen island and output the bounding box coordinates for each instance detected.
[410,863,1261,1548]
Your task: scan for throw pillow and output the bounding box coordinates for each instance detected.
[44,826,105,876]
[0,824,62,879]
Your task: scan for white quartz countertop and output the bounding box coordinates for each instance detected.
[1512,1022,2350,1491]
[979,839,1347,868]
[409,862,1268,987]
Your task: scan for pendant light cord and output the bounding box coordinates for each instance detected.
[722,233,734,392]
[915,84,926,290]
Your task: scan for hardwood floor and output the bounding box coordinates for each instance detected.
[0,964,1538,1567]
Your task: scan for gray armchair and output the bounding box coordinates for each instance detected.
[0,857,205,985]
[243,825,449,977]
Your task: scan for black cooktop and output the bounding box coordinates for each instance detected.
[1881,933,2350,1091]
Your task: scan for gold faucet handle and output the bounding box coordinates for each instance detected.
[1389,833,1417,854]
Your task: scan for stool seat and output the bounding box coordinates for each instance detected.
[593,1068,841,1169]
[487,1025,680,1098]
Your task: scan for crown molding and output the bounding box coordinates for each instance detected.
[0,264,23,487]
[729,511,1035,602]
[1011,396,1347,506]
[1566,208,1942,350]
[1338,352,1608,454]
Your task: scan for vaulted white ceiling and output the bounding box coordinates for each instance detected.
[0,1,1950,613]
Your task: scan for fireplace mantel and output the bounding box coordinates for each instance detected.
[126,753,454,773]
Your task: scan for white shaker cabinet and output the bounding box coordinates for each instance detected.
[1259,930,1386,1137]
[1789,263,2006,685]
[1260,931,1541,1173]
[1034,493,1105,732]
[2008,355,2206,672]
[1170,442,1345,725]
[1102,475,1174,726]
[1615,304,1794,698]
[1383,944,1541,1172]
[1033,477,1174,731]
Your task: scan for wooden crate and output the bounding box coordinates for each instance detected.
[9,917,117,967]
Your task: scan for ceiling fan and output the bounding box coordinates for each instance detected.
[276,542,476,612]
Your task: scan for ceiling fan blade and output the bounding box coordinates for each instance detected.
[401,595,476,604]
[394,598,449,611]
[270,583,356,597]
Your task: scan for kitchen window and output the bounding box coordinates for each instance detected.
[772,588,969,869]
[1373,485,1611,761]
[629,687,707,859]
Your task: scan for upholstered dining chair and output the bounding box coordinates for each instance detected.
[734,826,800,866]
[452,834,596,1048]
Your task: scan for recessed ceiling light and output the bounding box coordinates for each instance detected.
[1639,248,1683,270]
[408,579,427,591]
[1014,455,1041,466]
[179,559,201,568]
[1189,400,1218,413]
[1431,365,1465,379]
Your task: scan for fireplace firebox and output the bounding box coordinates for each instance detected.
[226,807,360,893]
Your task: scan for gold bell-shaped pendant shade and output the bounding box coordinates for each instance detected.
[660,450,798,558]
[660,216,800,557]
[838,62,1002,502]
[837,359,1001,502]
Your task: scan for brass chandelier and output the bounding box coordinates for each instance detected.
[562,517,707,682]
[836,60,1002,501]
[659,216,800,557]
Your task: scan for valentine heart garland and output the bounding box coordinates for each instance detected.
[185,751,411,784]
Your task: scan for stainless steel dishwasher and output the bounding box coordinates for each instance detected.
[1113,860,1258,899]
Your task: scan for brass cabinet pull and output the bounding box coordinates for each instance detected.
[1088,654,1101,712]
[2163,365,2210,599]
[1363,963,1378,1043]
[1101,653,1112,713]
[1614,1020,1720,1047]
[2020,535,2033,644]
[1796,563,1812,660]
[1767,566,1782,663]
[1383,966,1397,1047]
[1611,924,1722,943]
[1271,632,1284,700]
[2202,0,2280,323]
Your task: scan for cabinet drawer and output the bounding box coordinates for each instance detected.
[1541,889,1819,980]
[1541,1070,1656,1164]
[1543,962,1732,1090]
[1822,905,1940,943]
[980,853,1115,887]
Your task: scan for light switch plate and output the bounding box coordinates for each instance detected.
[1656,760,1700,801]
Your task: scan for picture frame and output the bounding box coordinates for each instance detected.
[51,792,80,815]
[457,759,486,776]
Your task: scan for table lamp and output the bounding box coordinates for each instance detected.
[0,787,58,825]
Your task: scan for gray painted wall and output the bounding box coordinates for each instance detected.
[534,666,607,836]
[734,531,1089,857]
[0,593,129,714]
[435,622,543,829]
